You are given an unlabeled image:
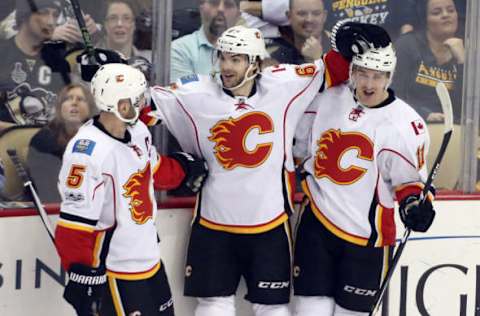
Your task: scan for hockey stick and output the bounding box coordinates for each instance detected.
[7,149,55,243]
[369,82,454,315]
[69,0,95,58]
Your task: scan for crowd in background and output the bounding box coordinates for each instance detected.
[0,0,473,202]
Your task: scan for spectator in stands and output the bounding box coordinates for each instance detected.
[392,0,464,123]
[97,0,151,61]
[0,0,65,131]
[270,0,330,64]
[240,0,289,39]
[0,0,101,43]
[170,0,241,82]
[27,83,95,202]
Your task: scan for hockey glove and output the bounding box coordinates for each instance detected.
[41,41,71,74]
[64,264,107,316]
[330,21,392,60]
[399,195,436,232]
[170,152,208,193]
[76,48,127,82]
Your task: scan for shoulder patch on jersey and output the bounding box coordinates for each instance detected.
[295,64,316,77]
[180,74,199,85]
[72,139,96,155]
[410,120,426,135]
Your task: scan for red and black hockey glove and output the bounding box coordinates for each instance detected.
[330,21,392,60]
[169,152,208,194]
[399,195,436,232]
[64,264,107,316]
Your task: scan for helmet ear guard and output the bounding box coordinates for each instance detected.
[90,63,147,124]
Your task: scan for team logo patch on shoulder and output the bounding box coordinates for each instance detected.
[180,74,199,85]
[72,139,96,155]
[295,64,316,77]
[410,120,425,135]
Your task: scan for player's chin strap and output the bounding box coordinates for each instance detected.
[211,57,261,92]
[115,110,140,126]
[222,64,260,91]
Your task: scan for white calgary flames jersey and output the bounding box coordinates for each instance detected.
[150,62,325,233]
[57,119,161,276]
[297,85,430,247]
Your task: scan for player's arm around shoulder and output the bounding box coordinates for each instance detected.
[141,74,209,127]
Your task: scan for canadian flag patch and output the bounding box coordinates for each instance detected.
[411,120,425,135]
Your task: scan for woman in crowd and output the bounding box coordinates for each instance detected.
[27,83,95,202]
[97,0,151,61]
[392,0,464,123]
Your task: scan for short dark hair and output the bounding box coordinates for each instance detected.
[15,0,61,27]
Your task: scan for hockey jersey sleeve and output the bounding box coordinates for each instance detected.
[55,140,106,271]
[151,152,186,190]
[377,116,433,203]
[322,49,350,89]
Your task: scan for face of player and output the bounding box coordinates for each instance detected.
[219,52,253,89]
[60,87,91,125]
[104,2,136,48]
[117,95,145,122]
[426,0,458,39]
[351,66,390,107]
[288,0,327,40]
[26,8,59,42]
[200,0,240,38]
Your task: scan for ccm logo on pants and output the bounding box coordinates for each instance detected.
[343,285,377,296]
[257,281,290,289]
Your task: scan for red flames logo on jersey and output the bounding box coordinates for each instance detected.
[314,129,374,184]
[208,112,274,170]
[123,162,153,224]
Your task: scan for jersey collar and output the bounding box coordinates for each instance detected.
[93,115,132,144]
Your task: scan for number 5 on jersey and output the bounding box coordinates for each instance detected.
[67,165,87,188]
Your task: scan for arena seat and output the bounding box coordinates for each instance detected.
[0,125,41,201]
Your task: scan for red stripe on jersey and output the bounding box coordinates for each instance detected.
[377,148,417,170]
[92,181,105,200]
[55,224,98,271]
[282,71,319,158]
[323,50,349,88]
[155,86,205,158]
[102,173,117,218]
[380,206,395,246]
[395,183,425,203]
[153,156,186,190]
[139,106,159,126]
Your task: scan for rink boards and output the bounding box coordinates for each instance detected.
[0,199,479,316]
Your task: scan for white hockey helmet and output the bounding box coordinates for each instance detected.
[352,43,397,73]
[351,43,397,89]
[216,25,269,64]
[90,63,147,124]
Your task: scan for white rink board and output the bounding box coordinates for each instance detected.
[0,200,479,316]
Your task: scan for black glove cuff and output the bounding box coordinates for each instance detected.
[68,264,107,285]
[169,152,208,194]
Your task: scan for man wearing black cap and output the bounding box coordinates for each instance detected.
[0,0,65,131]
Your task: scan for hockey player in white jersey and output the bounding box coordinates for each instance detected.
[292,40,436,315]
[54,63,208,316]
[143,23,392,316]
